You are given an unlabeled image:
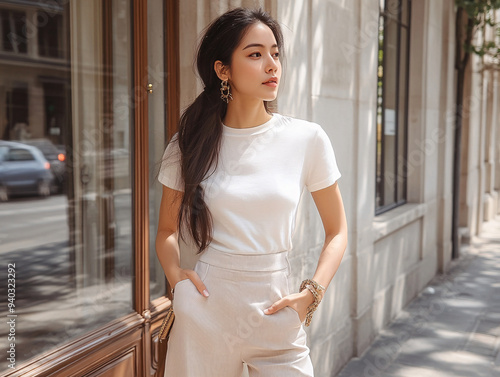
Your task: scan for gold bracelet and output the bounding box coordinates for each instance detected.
[299,279,326,326]
[300,279,325,292]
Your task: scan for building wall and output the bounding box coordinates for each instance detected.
[277,1,361,374]
[459,12,500,237]
[276,0,480,376]
[174,1,500,377]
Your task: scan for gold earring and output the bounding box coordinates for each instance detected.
[220,79,233,103]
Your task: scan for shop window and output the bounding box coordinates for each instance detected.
[375,0,411,214]
[0,0,134,369]
[0,9,27,54]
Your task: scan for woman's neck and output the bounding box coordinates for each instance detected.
[223,100,272,129]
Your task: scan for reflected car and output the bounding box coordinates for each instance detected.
[0,141,54,202]
[21,138,66,193]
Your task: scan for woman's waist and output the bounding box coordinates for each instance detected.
[198,246,291,272]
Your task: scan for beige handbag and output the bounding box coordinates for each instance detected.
[158,305,175,343]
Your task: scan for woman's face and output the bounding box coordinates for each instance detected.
[225,22,281,102]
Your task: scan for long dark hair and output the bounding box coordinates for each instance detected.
[174,7,284,254]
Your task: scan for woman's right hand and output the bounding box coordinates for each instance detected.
[170,268,210,297]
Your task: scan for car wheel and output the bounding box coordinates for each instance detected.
[0,185,8,202]
[38,180,51,198]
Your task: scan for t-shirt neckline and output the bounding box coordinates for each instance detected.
[222,113,278,136]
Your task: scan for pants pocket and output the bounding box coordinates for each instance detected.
[172,278,191,297]
[194,260,210,283]
[286,306,304,326]
[173,262,210,313]
[269,270,304,327]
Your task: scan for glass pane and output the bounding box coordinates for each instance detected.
[148,0,167,301]
[382,15,398,207]
[0,0,134,369]
[376,15,384,209]
[397,27,409,203]
[385,0,401,22]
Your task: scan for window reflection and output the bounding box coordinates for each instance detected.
[0,0,133,369]
[38,11,64,58]
[1,9,27,54]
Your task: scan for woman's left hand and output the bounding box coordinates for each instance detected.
[263,289,320,323]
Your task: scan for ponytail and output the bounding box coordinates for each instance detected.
[177,89,224,253]
[174,7,284,254]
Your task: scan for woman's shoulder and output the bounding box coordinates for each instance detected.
[273,113,325,137]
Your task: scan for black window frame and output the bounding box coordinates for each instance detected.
[375,0,411,215]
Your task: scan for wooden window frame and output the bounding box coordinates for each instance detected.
[165,0,180,141]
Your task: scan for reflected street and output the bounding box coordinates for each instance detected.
[0,192,133,370]
[0,195,68,253]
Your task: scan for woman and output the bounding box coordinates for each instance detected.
[156,7,347,377]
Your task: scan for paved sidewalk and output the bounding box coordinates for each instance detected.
[337,216,500,377]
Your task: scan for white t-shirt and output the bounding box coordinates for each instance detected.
[158,113,341,254]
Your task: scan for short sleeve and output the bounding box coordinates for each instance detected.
[305,125,341,192]
[158,133,184,191]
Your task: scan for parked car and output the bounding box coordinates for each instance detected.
[0,141,54,201]
[21,138,66,193]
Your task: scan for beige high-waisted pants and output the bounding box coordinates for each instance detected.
[164,247,314,377]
